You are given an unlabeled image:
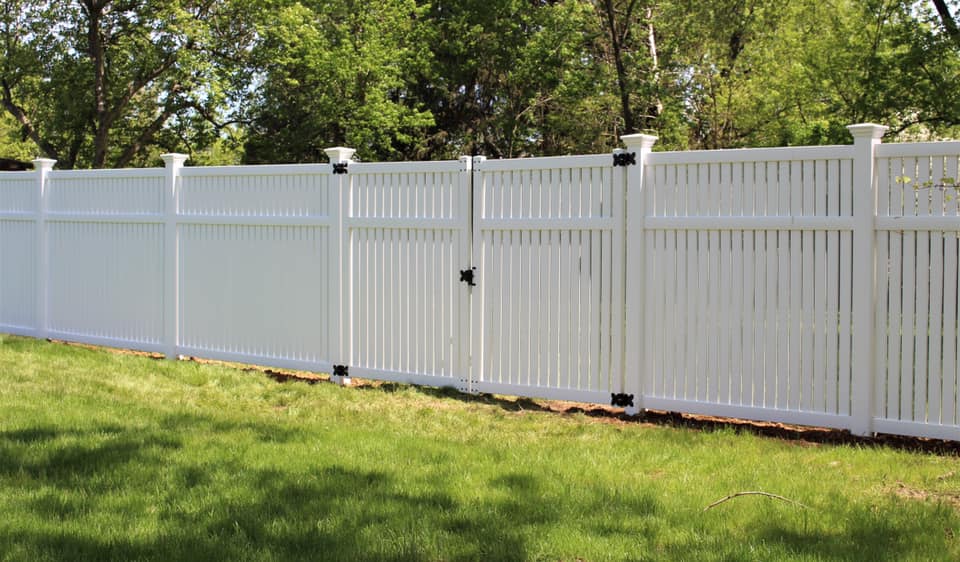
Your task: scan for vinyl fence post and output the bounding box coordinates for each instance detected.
[33,158,55,340]
[325,146,356,385]
[469,156,486,394]
[620,134,657,416]
[161,153,188,360]
[847,123,887,436]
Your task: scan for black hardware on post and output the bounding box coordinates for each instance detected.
[459,267,476,287]
[613,152,637,167]
[333,365,349,377]
[610,393,634,408]
[332,162,349,175]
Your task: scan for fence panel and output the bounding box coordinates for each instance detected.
[874,142,960,440]
[638,147,857,429]
[0,172,38,333]
[471,155,622,402]
[4,136,960,442]
[344,160,472,388]
[176,165,336,371]
[44,170,166,350]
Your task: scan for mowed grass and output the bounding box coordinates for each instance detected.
[0,335,958,562]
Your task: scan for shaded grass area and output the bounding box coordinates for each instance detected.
[0,335,958,561]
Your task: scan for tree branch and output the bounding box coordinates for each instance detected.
[932,0,960,46]
[187,101,252,130]
[704,491,809,511]
[113,104,178,168]
[107,52,179,127]
[0,78,59,160]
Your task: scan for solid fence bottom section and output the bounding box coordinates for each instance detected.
[873,418,960,441]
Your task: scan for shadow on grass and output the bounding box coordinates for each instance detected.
[0,413,550,561]
[0,412,953,560]
[2,460,539,561]
[0,425,181,481]
[353,381,960,456]
[752,511,932,562]
[157,411,307,444]
[355,382,550,413]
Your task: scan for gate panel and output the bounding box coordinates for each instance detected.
[471,155,624,403]
[344,160,472,388]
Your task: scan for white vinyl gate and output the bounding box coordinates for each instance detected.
[336,154,625,404]
[342,159,473,389]
[470,155,628,403]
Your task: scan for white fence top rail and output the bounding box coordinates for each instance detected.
[350,160,465,174]
[0,171,34,179]
[647,145,853,165]
[48,168,165,180]
[180,163,331,177]
[876,141,960,157]
[475,154,610,171]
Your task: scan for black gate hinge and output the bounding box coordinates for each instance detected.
[611,393,634,408]
[332,162,349,175]
[613,152,636,167]
[459,267,476,287]
[333,364,349,377]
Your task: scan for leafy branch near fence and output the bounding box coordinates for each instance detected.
[896,175,960,200]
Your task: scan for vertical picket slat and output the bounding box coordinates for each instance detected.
[914,157,931,422]
[928,156,945,424]
[645,166,661,395]
[942,155,960,426]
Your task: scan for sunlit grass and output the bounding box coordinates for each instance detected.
[0,334,958,561]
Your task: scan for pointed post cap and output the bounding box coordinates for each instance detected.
[324,147,356,164]
[620,134,658,151]
[161,153,189,168]
[846,123,888,140]
[32,158,56,171]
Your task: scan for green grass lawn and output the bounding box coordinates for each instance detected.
[0,335,958,562]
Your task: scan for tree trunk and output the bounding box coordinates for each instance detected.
[1,79,60,161]
[932,0,960,46]
[82,0,110,168]
[641,6,662,130]
[602,0,636,134]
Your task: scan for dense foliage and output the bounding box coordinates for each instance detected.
[1,0,958,166]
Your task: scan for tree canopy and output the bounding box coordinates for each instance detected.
[1,0,958,167]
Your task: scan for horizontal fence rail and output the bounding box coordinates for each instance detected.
[1,126,959,441]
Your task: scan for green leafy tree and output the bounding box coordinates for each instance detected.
[411,0,613,158]
[242,0,435,163]
[0,0,252,168]
[0,110,35,160]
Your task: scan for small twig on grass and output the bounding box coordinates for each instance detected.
[704,491,809,511]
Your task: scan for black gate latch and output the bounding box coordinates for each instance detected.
[613,152,636,167]
[459,267,476,287]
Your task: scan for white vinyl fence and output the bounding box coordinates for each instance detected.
[1,125,958,441]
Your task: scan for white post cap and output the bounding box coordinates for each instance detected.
[846,123,888,140]
[32,158,56,171]
[324,147,356,163]
[161,153,189,168]
[620,134,658,150]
